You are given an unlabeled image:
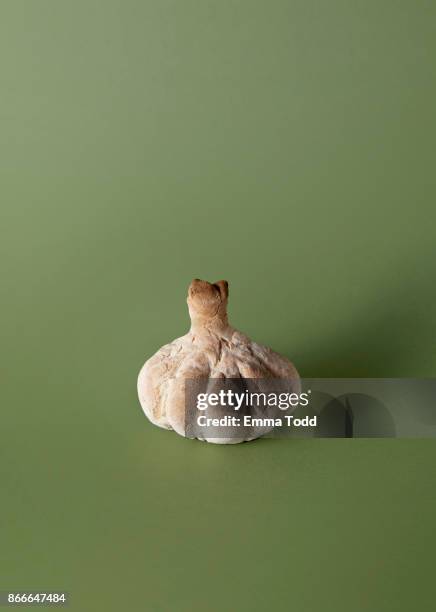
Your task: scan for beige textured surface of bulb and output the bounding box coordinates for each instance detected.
[137,279,299,443]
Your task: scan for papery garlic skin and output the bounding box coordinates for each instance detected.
[137,279,299,443]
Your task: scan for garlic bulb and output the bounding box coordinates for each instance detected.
[137,279,299,443]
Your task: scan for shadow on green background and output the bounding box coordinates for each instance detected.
[1,1,435,610]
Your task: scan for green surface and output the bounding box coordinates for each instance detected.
[1,1,436,610]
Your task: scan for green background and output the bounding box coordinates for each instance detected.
[1,1,436,610]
